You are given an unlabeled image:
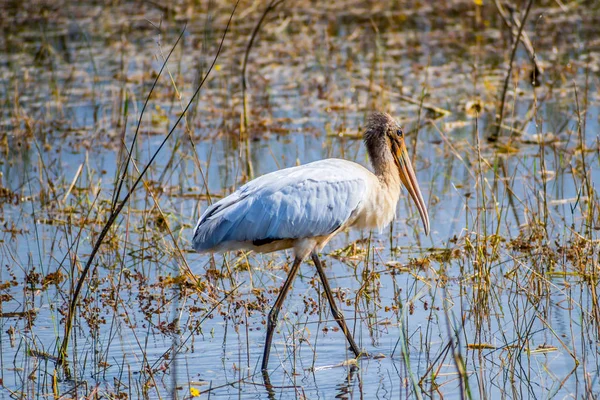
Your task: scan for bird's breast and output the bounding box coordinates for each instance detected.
[351,179,400,232]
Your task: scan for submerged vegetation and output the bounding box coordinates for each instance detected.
[0,0,599,398]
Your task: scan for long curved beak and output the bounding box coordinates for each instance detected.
[393,141,430,235]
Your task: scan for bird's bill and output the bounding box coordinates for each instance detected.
[393,142,430,235]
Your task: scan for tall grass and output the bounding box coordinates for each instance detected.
[0,0,598,398]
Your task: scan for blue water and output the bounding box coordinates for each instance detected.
[1,2,599,398]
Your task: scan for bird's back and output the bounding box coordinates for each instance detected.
[192,159,373,253]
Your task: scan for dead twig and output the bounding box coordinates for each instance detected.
[241,0,285,180]
[490,0,535,142]
[493,0,543,86]
[56,0,240,373]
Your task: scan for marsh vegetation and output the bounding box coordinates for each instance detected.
[0,0,599,398]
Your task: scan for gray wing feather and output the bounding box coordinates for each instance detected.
[192,160,367,252]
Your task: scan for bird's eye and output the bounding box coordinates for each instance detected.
[396,129,403,137]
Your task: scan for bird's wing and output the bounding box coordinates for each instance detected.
[192,159,371,252]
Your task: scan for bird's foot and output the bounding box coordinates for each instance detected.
[353,349,388,361]
[350,348,370,359]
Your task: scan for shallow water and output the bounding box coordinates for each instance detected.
[1,1,599,399]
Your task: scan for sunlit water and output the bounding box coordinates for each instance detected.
[1,2,599,398]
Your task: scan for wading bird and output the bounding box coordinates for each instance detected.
[192,112,429,370]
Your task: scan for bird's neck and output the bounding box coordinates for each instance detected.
[377,164,402,195]
[365,136,402,192]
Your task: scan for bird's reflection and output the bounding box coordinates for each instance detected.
[334,364,362,399]
[262,369,277,400]
[262,363,363,399]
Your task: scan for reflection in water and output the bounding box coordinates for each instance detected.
[261,363,363,399]
[262,370,277,400]
[334,364,361,399]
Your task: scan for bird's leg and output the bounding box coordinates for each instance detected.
[262,257,302,371]
[311,252,362,358]
[261,370,276,400]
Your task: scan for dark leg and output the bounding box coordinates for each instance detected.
[262,257,302,371]
[262,369,276,400]
[311,251,362,358]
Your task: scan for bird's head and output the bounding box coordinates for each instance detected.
[364,112,430,235]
